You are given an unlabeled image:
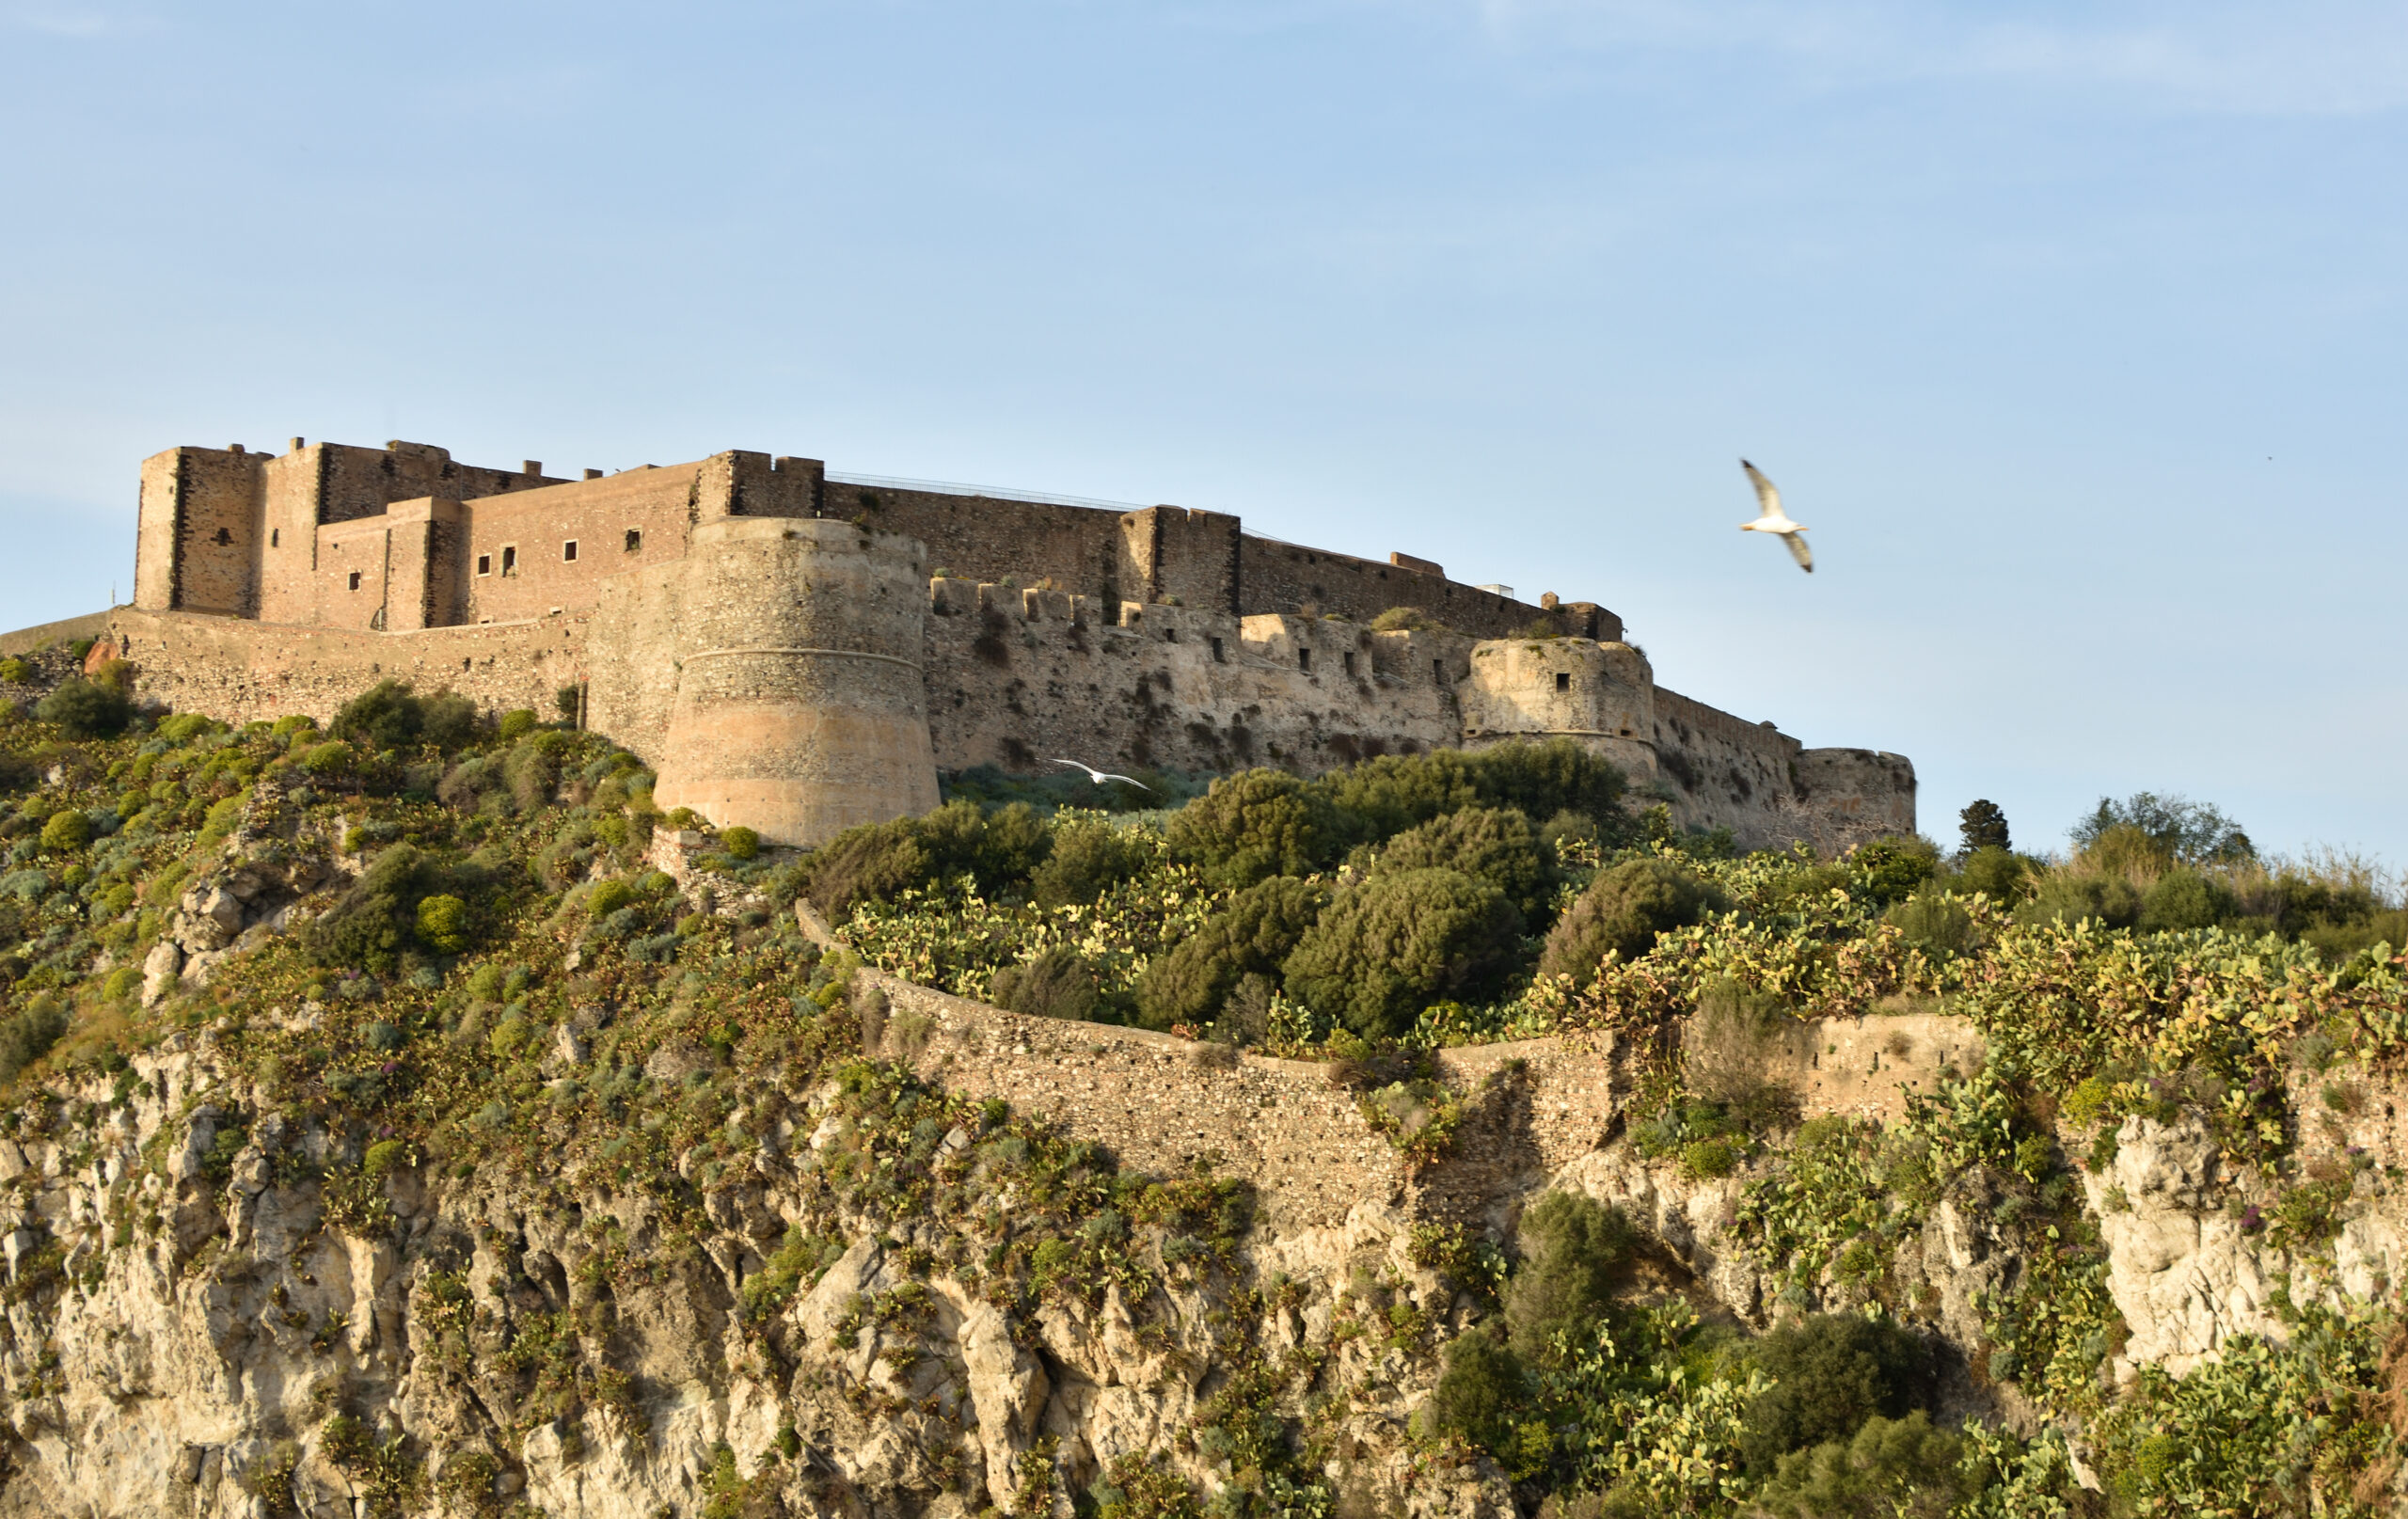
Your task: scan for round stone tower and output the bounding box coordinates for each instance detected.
[1458,638,1659,783]
[650,517,940,847]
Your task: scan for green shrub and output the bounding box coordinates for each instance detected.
[1956,847,2030,902]
[1505,1189,1637,1363]
[2139,867,2239,934]
[1738,1314,1934,1474]
[1751,1409,1971,1518]
[333,678,481,753]
[2018,872,2142,931]
[1135,875,1328,1031]
[1028,818,1148,909]
[34,678,130,737]
[1283,867,1519,1038]
[1313,750,1479,843]
[1168,768,1339,886]
[158,712,219,745]
[1538,858,1727,987]
[301,740,356,777]
[37,809,89,854]
[1847,836,1939,906]
[1430,1323,1526,1453]
[306,843,490,974]
[0,657,29,685]
[497,708,540,742]
[991,946,1105,1022]
[415,894,472,954]
[1884,888,1976,959]
[1464,736,1627,833]
[807,799,1049,920]
[1374,805,1552,921]
[720,826,760,862]
[0,1000,67,1084]
[586,878,636,919]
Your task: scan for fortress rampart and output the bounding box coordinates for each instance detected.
[77,435,1916,851]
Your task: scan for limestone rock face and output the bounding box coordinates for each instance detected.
[2085,1116,2291,1378]
[0,1042,1513,1519]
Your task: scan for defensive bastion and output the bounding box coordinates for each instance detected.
[48,435,1911,849]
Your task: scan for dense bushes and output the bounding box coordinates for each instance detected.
[1432,1190,1637,1450]
[1283,868,1520,1038]
[1374,805,1552,920]
[34,678,130,738]
[0,999,66,1084]
[331,678,482,754]
[1028,818,1149,909]
[1539,858,1727,987]
[807,800,1050,921]
[1167,768,1338,887]
[1735,1314,1933,1474]
[304,843,499,973]
[991,946,1102,1022]
[1751,1410,1971,1517]
[1134,876,1327,1031]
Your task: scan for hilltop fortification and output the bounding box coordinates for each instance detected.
[76,435,1911,848]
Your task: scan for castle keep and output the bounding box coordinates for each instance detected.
[81,435,1914,848]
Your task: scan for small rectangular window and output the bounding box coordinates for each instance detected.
[346,570,361,592]
[476,554,492,577]
[269,528,279,547]
[1210,637,1225,663]
[562,540,578,562]
[1342,651,1356,675]
[1297,647,1311,672]
[625,529,642,553]
[501,546,517,576]
[1434,658,1446,683]
[1556,671,1571,691]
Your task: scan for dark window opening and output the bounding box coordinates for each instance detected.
[1298,647,1311,672]
[625,529,642,552]
[346,571,361,592]
[1556,672,1571,691]
[562,540,578,562]
[1342,651,1356,675]
[1434,658,1446,683]
[212,527,232,546]
[270,529,279,547]
[501,546,517,576]
[1211,637,1225,663]
[1164,628,1178,642]
[476,553,492,577]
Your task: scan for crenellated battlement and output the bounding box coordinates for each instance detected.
[90,433,1916,850]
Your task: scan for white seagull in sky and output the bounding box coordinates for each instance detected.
[1739,459,1813,574]
[1050,758,1155,793]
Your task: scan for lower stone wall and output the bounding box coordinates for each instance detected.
[97,608,590,727]
[803,905,1987,1237]
[0,609,112,658]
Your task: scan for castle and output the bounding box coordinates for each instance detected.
[40,435,1911,849]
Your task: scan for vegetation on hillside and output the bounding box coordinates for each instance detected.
[0,660,2402,1517]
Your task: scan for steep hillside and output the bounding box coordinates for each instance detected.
[0,669,2403,1517]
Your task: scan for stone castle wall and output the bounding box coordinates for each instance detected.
[58,433,1917,854]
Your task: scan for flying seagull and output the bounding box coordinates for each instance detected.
[1739,459,1813,574]
[1050,758,1155,794]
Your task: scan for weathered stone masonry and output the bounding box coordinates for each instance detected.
[66,434,1918,851]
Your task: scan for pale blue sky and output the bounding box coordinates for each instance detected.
[3,2,2402,863]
